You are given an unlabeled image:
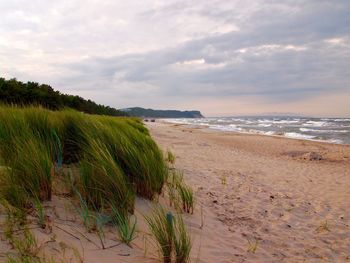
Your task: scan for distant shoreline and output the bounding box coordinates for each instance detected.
[159,119,350,146]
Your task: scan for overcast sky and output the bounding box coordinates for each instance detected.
[1,0,350,117]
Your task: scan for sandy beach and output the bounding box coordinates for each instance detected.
[2,1,349,262]
[146,121,350,263]
[1,120,349,263]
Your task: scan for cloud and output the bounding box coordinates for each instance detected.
[0,0,349,116]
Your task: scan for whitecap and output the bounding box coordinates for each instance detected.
[334,118,350,122]
[300,128,348,133]
[284,132,316,140]
[209,124,243,132]
[326,139,343,144]
[258,123,272,127]
[302,121,329,127]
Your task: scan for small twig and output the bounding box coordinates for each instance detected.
[90,242,122,251]
[54,225,81,240]
[54,217,77,223]
[71,228,99,248]
[104,242,122,250]
[118,253,130,256]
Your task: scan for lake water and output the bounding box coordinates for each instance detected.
[165,116,350,145]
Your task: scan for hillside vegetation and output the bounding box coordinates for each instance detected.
[0,78,127,116]
[123,107,204,118]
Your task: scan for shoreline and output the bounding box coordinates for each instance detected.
[146,121,350,262]
[160,119,350,146]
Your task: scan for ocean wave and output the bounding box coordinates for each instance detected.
[209,124,243,132]
[272,120,300,124]
[256,119,300,125]
[217,119,233,123]
[231,118,246,122]
[334,118,350,122]
[164,118,349,144]
[257,123,272,127]
[284,132,316,140]
[326,139,343,144]
[257,119,272,123]
[246,129,275,136]
[258,130,275,135]
[302,121,329,127]
[300,128,348,133]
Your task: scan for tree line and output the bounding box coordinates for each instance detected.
[0,78,127,116]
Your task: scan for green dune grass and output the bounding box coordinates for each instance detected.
[145,207,192,263]
[0,105,167,216]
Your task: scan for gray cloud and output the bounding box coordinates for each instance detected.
[1,0,349,115]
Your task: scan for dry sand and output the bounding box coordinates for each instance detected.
[1,121,349,263]
[146,121,350,263]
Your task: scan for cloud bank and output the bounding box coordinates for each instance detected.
[1,0,350,116]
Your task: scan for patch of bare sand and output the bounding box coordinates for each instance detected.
[146,121,350,263]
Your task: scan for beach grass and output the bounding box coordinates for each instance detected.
[178,183,194,214]
[0,105,196,261]
[0,105,167,216]
[166,150,176,165]
[33,199,46,229]
[112,205,137,246]
[166,170,194,214]
[7,227,40,260]
[145,207,174,263]
[316,220,331,233]
[247,237,259,253]
[167,170,182,209]
[173,215,191,263]
[146,206,192,263]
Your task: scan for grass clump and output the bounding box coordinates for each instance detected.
[166,170,194,214]
[76,191,96,232]
[247,237,259,253]
[1,200,27,241]
[220,174,227,185]
[316,220,331,233]
[166,150,176,165]
[146,207,174,263]
[173,215,191,263]
[112,206,137,246]
[78,138,134,213]
[8,228,40,260]
[167,170,183,209]
[178,184,194,214]
[146,207,191,263]
[33,199,46,229]
[0,105,168,216]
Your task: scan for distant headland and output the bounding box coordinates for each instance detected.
[121,107,204,118]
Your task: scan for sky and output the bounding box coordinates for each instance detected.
[1,0,350,117]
